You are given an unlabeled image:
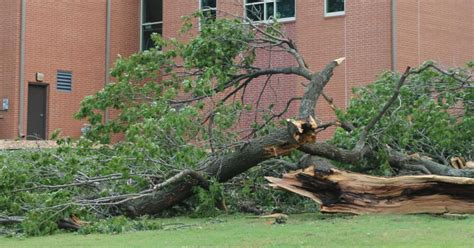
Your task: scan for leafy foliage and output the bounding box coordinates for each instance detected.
[332,62,473,174]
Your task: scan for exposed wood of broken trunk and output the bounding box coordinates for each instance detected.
[266,166,474,214]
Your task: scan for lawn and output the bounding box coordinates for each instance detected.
[1,214,473,247]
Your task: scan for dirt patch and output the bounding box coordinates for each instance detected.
[0,140,58,150]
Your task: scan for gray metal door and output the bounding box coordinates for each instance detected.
[27,84,47,140]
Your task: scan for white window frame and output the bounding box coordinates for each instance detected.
[140,0,163,51]
[244,0,296,23]
[324,0,345,17]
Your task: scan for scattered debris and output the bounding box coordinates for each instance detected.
[450,157,474,169]
[247,213,289,224]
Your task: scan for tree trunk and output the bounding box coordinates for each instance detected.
[267,166,474,214]
[299,143,474,178]
[123,59,345,217]
[124,117,319,216]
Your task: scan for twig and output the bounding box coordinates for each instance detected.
[321,91,355,131]
[12,174,125,193]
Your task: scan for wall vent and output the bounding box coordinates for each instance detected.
[56,70,72,91]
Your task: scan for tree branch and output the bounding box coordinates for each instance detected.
[299,57,345,119]
[355,66,411,150]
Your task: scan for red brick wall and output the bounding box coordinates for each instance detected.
[0,2,21,139]
[110,1,140,63]
[346,0,392,92]
[1,0,473,140]
[396,0,419,70]
[23,0,107,138]
[397,0,474,71]
[19,0,140,139]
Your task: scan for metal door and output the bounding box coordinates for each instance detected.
[27,84,47,140]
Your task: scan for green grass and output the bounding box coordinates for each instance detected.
[1,214,474,247]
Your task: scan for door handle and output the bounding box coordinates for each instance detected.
[40,114,44,118]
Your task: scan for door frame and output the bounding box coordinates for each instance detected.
[26,82,49,140]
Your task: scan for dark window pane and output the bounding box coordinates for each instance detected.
[266,3,274,20]
[276,0,295,18]
[246,0,263,3]
[144,0,163,23]
[327,0,345,13]
[202,9,217,22]
[142,23,162,50]
[246,3,264,21]
[201,0,216,8]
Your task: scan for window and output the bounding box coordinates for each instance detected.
[325,0,345,17]
[141,0,163,51]
[244,0,295,22]
[56,71,72,91]
[200,0,217,22]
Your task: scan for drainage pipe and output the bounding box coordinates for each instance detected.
[391,0,397,71]
[18,0,26,138]
[104,0,111,121]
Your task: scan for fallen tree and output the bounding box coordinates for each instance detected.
[1,13,473,235]
[116,60,473,217]
[267,166,474,214]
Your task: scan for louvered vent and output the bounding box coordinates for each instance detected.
[57,71,72,91]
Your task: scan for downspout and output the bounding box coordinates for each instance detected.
[18,0,26,138]
[391,0,397,71]
[104,0,111,122]
[139,0,143,51]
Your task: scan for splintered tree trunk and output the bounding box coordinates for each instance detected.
[267,166,474,214]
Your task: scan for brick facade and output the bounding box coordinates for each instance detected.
[0,1,21,139]
[0,1,139,139]
[397,0,474,71]
[23,0,107,138]
[0,0,472,139]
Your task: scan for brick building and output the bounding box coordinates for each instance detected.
[0,0,473,140]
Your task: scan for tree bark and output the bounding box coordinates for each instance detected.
[267,166,474,214]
